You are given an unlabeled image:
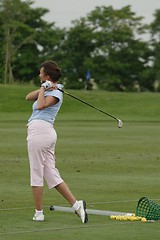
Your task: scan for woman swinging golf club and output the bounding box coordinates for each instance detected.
[26,60,88,223]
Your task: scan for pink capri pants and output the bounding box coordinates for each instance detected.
[27,120,63,189]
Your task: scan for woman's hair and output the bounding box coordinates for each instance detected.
[40,61,62,82]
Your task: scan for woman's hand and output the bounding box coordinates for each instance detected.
[41,80,53,90]
[41,81,58,91]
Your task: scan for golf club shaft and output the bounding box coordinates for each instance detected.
[58,88,118,121]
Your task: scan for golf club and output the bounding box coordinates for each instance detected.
[58,88,123,128]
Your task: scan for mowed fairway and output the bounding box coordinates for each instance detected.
[0,85,160,240]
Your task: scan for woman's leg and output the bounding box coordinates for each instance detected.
[32,186,44,221]
[55,182,76,206]
[32,186,43,210]
[55,182,88,223]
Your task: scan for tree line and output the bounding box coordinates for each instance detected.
[0,0,160,91]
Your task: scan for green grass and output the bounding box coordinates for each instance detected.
[0,84,160,240]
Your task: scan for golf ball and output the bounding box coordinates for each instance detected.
[141,217,147,222]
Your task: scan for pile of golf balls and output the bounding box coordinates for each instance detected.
[110,215,148,222]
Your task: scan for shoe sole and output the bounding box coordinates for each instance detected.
[83,201,88,223]
[33,218,44,222]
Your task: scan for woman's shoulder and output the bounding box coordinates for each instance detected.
[57,83,63,90]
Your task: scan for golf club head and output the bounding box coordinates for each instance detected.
[117,119,123,128]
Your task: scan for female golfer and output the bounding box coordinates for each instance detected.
[26,61,88,223]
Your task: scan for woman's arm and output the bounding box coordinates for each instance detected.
[36,87,59,110]
[26,89,40,101]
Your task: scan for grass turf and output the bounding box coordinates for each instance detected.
[0,84,160,239]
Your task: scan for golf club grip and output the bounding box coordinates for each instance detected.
[57,88,117,120]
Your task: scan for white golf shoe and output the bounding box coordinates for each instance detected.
[33,211,44,222]
[76,200,88,223]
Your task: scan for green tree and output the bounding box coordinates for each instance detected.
[0,2,154,91]
[13,7,64,84]
[0,0,65,84]
[0,0,35,83]
[63,5,152,91]
[85,5,152,91]
[60,19,95,89]
[150,9,160,83]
